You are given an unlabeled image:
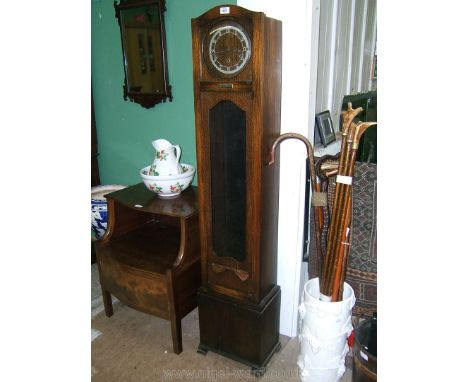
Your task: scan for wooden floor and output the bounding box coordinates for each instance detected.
[91,264,353,381]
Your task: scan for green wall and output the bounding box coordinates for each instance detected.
[92,0,236,185]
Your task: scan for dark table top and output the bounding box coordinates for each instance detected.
[105,183,198,219]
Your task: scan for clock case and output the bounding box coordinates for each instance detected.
[191,5,282,372]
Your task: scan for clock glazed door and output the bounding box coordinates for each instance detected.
[197,92,258,301]
[192,4,282,304]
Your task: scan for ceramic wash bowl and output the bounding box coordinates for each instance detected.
[140,163,195,198]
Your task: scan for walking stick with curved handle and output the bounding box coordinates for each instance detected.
[267,133,322,279]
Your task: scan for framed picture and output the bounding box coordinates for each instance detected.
[315,110,336,147]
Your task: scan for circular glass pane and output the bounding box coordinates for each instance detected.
[206,23,251,76]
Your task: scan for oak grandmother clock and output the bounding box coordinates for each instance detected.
[191,5,282,372]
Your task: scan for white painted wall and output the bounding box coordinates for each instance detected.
[238,0,318,337]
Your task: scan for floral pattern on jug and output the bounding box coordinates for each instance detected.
[150,139,183,176]
[156,149,169,161]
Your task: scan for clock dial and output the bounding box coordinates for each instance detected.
[204,22,251,77]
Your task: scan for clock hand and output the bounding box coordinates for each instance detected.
[214,49,245,54]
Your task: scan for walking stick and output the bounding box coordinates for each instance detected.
[326,121,377,301]
[268,133,321,279]
[320,104,363,299]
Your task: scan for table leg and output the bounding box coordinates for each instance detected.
[101,287,113,317]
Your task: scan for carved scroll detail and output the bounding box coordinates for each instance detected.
[211,263,249,282]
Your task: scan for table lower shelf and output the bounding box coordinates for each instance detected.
[98,220,180,275]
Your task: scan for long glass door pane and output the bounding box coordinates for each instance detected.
[209,100,246,262]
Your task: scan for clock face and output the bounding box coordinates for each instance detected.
[204,22,251,77]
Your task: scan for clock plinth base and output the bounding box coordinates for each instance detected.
[197,285,281,371]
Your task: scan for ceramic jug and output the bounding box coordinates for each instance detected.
[149,139,183,176]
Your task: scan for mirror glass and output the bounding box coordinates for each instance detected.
[121,5,163,93]
[115,0,172,108]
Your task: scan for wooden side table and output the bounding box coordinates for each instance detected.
[95,183,201,354]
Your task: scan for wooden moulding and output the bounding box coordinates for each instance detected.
[200,82,252,92]
[197,285,281,373]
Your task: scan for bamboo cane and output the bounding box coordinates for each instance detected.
[330,160,355,299]
[321,112,377,299]
[331,190,352,301]
[266,108,375,302]
[335,124,365,299]
[315,155,340,273]
[320,102,363,288]
[322,127,355,297]
[338,187,353,300]
[315,180,324,236]
[328,121,377,301]
[319,105,362,298]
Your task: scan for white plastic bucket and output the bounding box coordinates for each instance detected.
[300,278,355,337]
[298,364,346,382]
[298,326,350,368]
[297,277,356,382]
